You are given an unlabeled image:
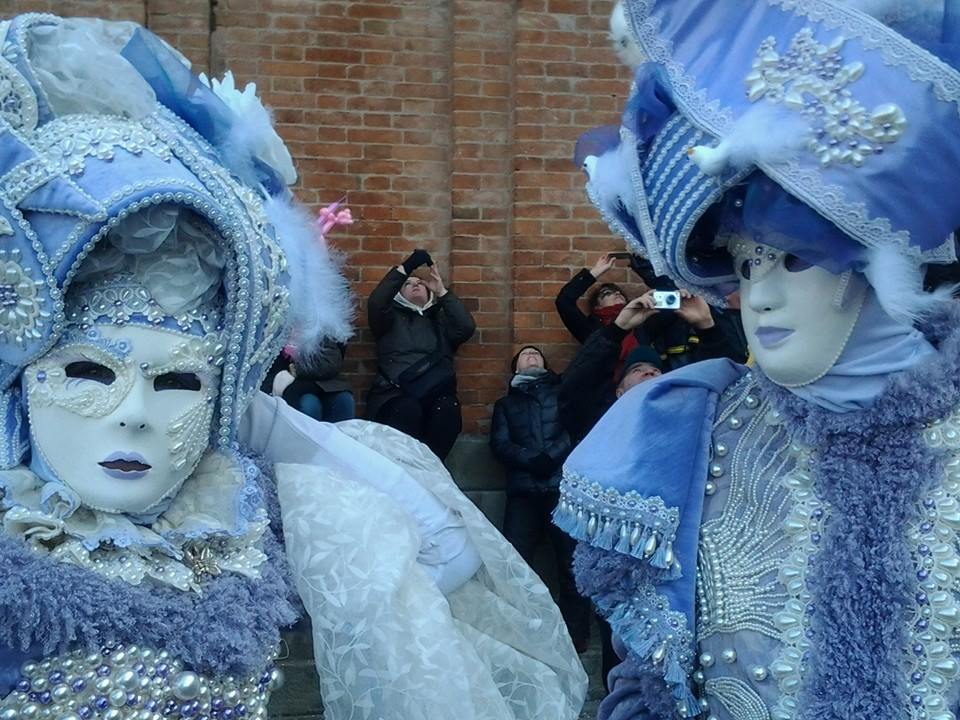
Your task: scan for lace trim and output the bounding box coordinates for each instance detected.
[555,470,682,576]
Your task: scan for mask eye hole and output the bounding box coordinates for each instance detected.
[739,259,752,280]
[154,372,202,392]
[65,361,115,385]
[784,253,813,273]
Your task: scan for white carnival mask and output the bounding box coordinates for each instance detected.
[732,237,867,387]
[24,324,223,514]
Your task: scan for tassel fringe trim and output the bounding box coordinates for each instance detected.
[555,472,682,579]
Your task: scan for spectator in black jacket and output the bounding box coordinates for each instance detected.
[282,338,355,422]
[367,249,476,460]
[556,253,744,373]
[490,345,590,652]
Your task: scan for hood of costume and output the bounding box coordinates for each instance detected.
[0,14,351,463]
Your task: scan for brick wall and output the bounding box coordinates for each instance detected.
[5,0,642,436]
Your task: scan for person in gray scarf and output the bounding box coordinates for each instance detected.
[491,346,590,652]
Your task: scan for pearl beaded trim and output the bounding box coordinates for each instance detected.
[555,472,681,572]
[0,643,282,720]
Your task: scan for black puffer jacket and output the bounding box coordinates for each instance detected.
[490,371,572,495]
[366,267,476,417]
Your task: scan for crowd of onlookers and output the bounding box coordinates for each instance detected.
[262,248,748,675]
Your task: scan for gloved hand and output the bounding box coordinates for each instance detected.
[401,249,433,274]
[529,452,556,476]
[629,253,676,291]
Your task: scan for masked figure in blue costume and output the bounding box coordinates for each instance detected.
[555,2,960,719]
[0,14,587,720]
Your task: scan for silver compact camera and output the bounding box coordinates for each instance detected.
[652,290,680,310]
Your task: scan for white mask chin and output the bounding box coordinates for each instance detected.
[732,238,867,387]
[24,324,222,514]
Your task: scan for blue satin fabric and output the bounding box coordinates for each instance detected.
[591,1,960,296]
[564,359,747,632]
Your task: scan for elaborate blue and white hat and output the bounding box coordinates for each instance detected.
[581,1,960,317]
[0,14,351,464]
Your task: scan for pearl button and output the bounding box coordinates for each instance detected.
[721,648,737,664]
[751,665,768,682]
[699,652,715,668]
[704,481,716,496]
[709,463,724,478]
[729,417,742,429]
[715,443,728,457]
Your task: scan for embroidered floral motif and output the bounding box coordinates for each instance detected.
[0,247,46,346]
[66,273,222,336]
[746,28,906,168]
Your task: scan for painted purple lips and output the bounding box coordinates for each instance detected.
[99,451,152,480]
[755,326,795,349]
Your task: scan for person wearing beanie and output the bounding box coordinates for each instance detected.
[490,346,590,652]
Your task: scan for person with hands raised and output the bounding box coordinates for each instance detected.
[556,254,745,373]
[366,250,476,460]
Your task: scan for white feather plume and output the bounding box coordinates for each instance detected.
[864,243,956,324]
[199,71,297,188]
[585,141,639,221]
[264,196,354,351]
[609,1,645,69]
[687,104,809,176]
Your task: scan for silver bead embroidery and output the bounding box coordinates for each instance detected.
[0,643,280,720]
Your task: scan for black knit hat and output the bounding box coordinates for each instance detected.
[511,345,548,374]
[620,345,662,380]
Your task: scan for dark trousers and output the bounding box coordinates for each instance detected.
[503,491,591,647]
[374,393,462,460]
[296,390,355,423]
